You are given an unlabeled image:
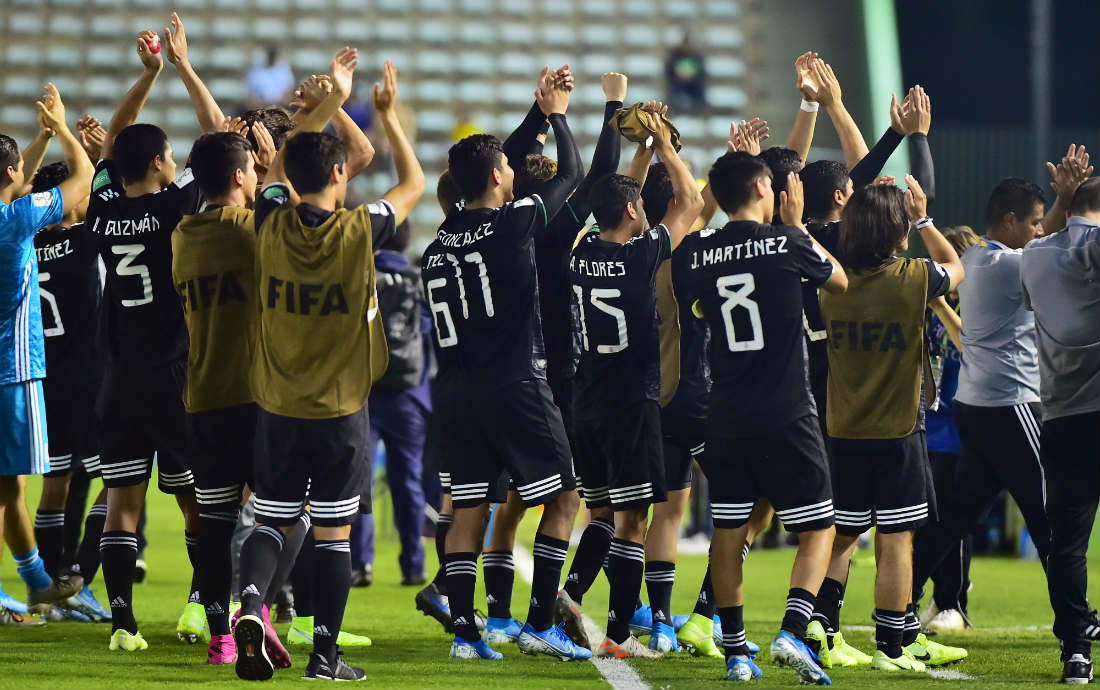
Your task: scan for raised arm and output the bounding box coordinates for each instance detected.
[812,60,868,170]
[75,116,107,163]
[903,85,935,203]
[374,61,424,225]
[780,171,847,293]
[291,76,376,178]
[906,174,964,289]
[787,52,819,164]
[35,84,94,216]
[848,93,910,186]
[163,13,225,134]
[929,297,963,352]
[695,118,770,230]
[567,73,627,221]
[503,65,570,165]
[530,68,582,218]
[648,107,703,249]
[1043,144,1092,235]
[101,31,164,160]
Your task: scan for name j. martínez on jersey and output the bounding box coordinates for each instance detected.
[91,213,161,236]
[36,238,73,262]
[690,234,788,268]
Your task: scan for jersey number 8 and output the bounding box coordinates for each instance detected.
[717,273,764,352]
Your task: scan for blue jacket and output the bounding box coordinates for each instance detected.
[371,249,433,411]
[927,311,961,453]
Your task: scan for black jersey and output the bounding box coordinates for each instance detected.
[421,195,550,394]
[662,241,711,419]
[802,221,840,395]
[34,222,102,380]
[683,221,833,434]
[569,224,672,419]
[86,159,203,368]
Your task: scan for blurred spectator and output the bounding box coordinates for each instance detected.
[342,84,374,132]
[451,108,483,142]
[666,31,707,113]
[246,47,295,108]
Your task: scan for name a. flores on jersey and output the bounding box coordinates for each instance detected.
[829,320,908,351]
[570,256,627,277]
[690,234,789,268]
[266,277,349,316]
[177,271,247,312]
[36,238,73,263]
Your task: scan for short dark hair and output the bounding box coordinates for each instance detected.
[242,107,294,151]
[837,184,909,270]
[380,219,411,252]
[513,154,557,200]
[31,161,70,194]
[437,170,461,213]
[709,151,772,215]
[283,132,347,196]
[189,132,253,198]
[986,178,1046,228]
[1069,177,1100,216]
[0,134,19,179]
[448,134,504,202]
[641,162,674,226]
[589,173,641,230]
[113,123,169,185]
[759,146,803,195]
[801,160,850,219]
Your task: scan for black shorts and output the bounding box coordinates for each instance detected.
[829,431,936,535]
[96,361,193,493]
[43,374,101,478]
[434,378,575,509]
[702,414,834,532]
[572,400,667,511]
[252,406,370,527]
[433,409,510,505]
[187,403,257,511]
[660,412,702,492]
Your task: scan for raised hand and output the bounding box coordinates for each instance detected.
[329,46,359,98]
[296,75,333,113]
[727,117,769,155]
[535,64,571,116]
[904,174,929,221]
[76,115,105,160]
[35,83,67,133]
[779,171,804,226]
[889,92,909,134]
[874,175,896,186]
[642,100,672,150]
[811,60,842,108]
[250,120,277,170]
[163,12,188,66]
[1047,144,1093,200]
[795,51,821,102]
[136,30,163,72]
[601,72,628,102]
[219,116,249,135]
[895,85,930,135]
[373,61,399,113]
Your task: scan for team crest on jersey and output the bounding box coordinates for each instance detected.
[262,185,288,203]
[92,168,111,191]
[31,191,54,207]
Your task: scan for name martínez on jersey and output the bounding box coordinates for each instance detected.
[690,234,788,268]
[91,213,161,237]
[438,222,494,248]
[36,239,73,263]
[569,256,627,277]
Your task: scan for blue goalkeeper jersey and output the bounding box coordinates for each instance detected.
[1,188,64,384]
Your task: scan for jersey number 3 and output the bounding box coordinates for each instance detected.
[112,244,153,307]
[717,273,764,351]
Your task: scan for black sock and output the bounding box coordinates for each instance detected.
[606,538,645,643]
[313,539,352,665]
[75,504,107,584]
[239,525,284,618]
[265,513,310,608]
[645,561,675,626]
[693,562,716,618]
[781,587,816,639]
[432,514,451,593]
[811,576,844,635]
[875,608,906,657]
[902,603,920,646]
[444,552,479,641]
[528,534,568,630]
[482,550,514,620]
[717,605,749,657]
[290,530,316,617]
[563,517,614,604]
[100,531,139,633]
[33,509,65,577]
[198,510,238,636]
[185,531,201,605]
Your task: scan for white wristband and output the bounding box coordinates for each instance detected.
[800,99,819,113]
[915,216,934,229]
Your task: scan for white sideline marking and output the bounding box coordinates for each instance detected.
[514,545,652,690]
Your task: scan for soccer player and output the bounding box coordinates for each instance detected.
[820,176,965,672]
[421,67,589,663]
[0,83,93,614]
[87,26,223,651]
[680,154,845,683]
[31,161,112,623]
[234,51,424,682]
[1021,175,1100,685]
[570,107,703,659]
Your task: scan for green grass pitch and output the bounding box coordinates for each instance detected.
[0,475,1096,689]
